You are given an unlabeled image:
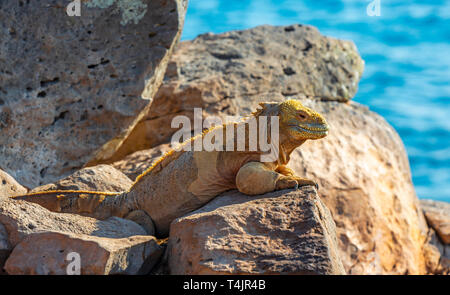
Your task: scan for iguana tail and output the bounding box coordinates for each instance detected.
[12,190,135,220]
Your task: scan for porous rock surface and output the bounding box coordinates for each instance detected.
[289,99,432,274]
[168,188,345,275]
[0,169,27,198]
[0,0,187,188]
[4,231,162,275]
[31,164,133,193]
[420,199,450,244]
[0,198,147,249]
[0,197,153,274]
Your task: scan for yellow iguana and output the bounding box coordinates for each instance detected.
[13,99,329,236]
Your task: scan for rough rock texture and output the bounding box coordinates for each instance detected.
[168,188,345,275]
[420,200,450,244]
[149,239,170,275]
[0,223,8,274]
[112,144,172,180]
[0,0,188,188]
[0,169,27,198]
[425,227,450,274]
[104,24,364,162]
[4,232,162,275]
[31,164,132,193]
[0,197,151,273]
[286,99,431,274]
[0,198,147,250]
[420,199,450,273]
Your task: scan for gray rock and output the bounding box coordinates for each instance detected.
[0,0,187,188]
[167,187,345,275]
[103,24,365,162]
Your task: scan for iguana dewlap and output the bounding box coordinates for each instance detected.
[14,99,329,237]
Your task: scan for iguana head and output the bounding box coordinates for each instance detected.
[279,99,329,141]
[253,99,329,142]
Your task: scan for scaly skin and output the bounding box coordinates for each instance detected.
[14,99,329,236]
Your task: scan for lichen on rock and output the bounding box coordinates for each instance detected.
[0,0,187,188]
[86,0,149,26]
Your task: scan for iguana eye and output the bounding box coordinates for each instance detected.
[298,113,306,119]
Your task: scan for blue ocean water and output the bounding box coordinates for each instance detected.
[181,0,450,202]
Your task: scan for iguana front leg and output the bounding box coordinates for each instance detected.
[276,165,319,189]
[275,165,295,176]
[236,162,317,195]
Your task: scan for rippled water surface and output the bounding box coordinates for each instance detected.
[181,0,450,202]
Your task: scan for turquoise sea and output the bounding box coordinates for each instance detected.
[181,0,450,202]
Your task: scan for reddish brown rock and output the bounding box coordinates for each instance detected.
[285,99,430,274]
[424,227,450,274]
[420,199,450,244]
[0,169,27,198]
[168,188,345,275]
[0,197,154,274]
[0,223,9,274]
[0,198,147,250]
[420,199,450,274]
[4,232,162,275]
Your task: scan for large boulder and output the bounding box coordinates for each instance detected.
[0,198,147,250]
[287,99,431,274]
[4,232,162,275]
[0,197,157,274]
[104,24,364,162]
[31,164,133,193]
[168,188,345,275]
[0,169,27,198]
[0,0,188,188]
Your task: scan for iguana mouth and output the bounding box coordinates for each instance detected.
[290,123,329,135]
